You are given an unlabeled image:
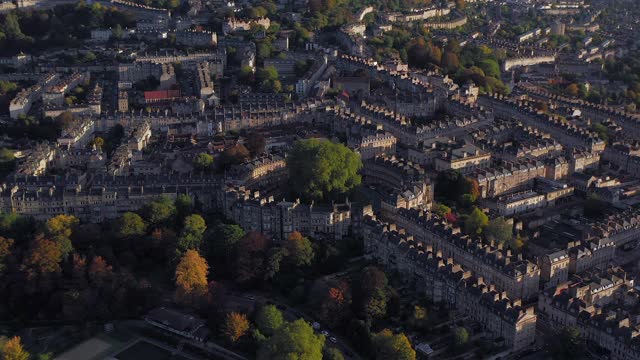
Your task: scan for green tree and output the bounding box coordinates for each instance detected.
[285,231,315,267]
[411,305,428,329]
[463,208,488,235]
[256,305,284,336]
[177,214,207,254]
[433,203,452,218]
[372,329,416,360]
[142,196,176,224]
[264,246,288,280]
[453,327,469,346]
[115,212,146,238]
[256,66,279,83]
[175,194,194,221]
[258,319,325,360]
[355,266,388,319]
[0,81,17,95]
[3,13,24,40]
[286,139,362,201]
[193,152,214,171]
[479,59,501,78]
[484,217,513,244]
[206,223,245,262]
[113,24,124,39]
[46,214,79,258]
[0,148,14,162]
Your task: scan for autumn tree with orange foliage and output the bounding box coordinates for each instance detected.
[175,250,209,306]
[22,236,62,276]
[1,336,30,360]
[319,281,351,328]
[223,312,250,343]
[88,256,113,287]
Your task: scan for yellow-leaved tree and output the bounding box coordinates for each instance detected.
[175,250,209,306]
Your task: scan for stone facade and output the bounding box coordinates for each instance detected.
[381,208,540,301]
[361,215,537,351]
[538,268,640,360]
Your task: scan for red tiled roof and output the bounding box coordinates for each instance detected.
[144,89,181,101]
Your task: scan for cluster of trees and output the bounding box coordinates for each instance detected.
[172,224,368,359]
[435,170,480,207]
[0,3,135,56]
[218,303,335,359]
[0,194,210,325]
[286,139,363,202]
[604,50,640,108]
[366,31,509,94]
[435,171,523,250]
[304,266,416,359]
[239,65,283,93]
[0,80,17,95]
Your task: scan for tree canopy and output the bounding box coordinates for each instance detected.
[193,153,214,171]
[453,327,470,346]
[355,266,389,320]
[115,212,146,238]
[285,231,315,267]
[46,214,78,258]
[142,196,176,225]
[256,304,285,336]
[286,139,362,201]
[463,208,489,235]
[176,214,207,255]
[223,312,250,343]
[175,250,209,306]
[22,237,62,276]
[485,217,513,244]
[372,329,416,360]
[258,319,325,360]
[1,336,29,360]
